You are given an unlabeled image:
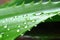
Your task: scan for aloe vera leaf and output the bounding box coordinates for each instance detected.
[0,1,60,40]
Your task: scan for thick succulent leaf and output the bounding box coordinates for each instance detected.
[0,1,60,40]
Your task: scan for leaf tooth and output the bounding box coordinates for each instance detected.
[28,29,31,31]
[48,0,52,3]
[34,25,37,27]
[41,20,45,23]
[21,1,25,6]
[30,1,34,5]
[58,12,60,15]
[49,0,52,2]
[49,17,52,20]
[0,34,2,38]
[53,1,60,4]
[21,34,24,36]
[39,0,43,4]
[17,29,20,32]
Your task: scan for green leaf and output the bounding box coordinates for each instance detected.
[0,1,60,40]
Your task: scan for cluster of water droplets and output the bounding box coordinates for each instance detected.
[0,11,49,39]
[0,34,2,38]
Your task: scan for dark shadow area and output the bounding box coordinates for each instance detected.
[16,22,60,40]
[15,0,60,40]
[32,22,60,34]
[25,22,60,35]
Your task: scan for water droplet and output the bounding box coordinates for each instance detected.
[33,13,36,16]
[58,12,60,14]
[18,25,20,28]
[58,12,60,15]
[10,18,13,20]
[23,14,28,17]
[34,25,37,27]
[7,28,10,31]
[21,34,24,36]
[24,22,26,24]
[32,20,35,22]
[33,13,41,16]
[6,19,8,21]
[49,17,52,19]
[13,19,16,21]
[26,18,30,20]
[2,21,5,23]
[17,29,20,32]
[40,12,44,15]
[25,25,28,28]
[14,16,17,18]
[42,21,45,22]
[1,33,4,34]
[4,25,7,28]
[7,35,9,36]
[28,29,30,31]
[35,13,41,16]
[0,34,2,38]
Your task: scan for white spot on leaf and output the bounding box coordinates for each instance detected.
[7,28,10,31]
[32,20,35,22]
[0,34,2,38]
[24,22,26,24]
[7,35,9,36]
[18,25,20,28]
[21,34,24,36]
[25,25,28,28]
[4,25,7,28]
[17,29,20,32]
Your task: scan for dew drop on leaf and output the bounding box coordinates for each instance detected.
[2,21,5,23]
[23,14,28,17]
[0,34,2,38]
[25,25,28,28]
[7,28,10,31]
[28,29,30,31]
[34,25,37,27]
[35,13,41,16]
[18,25,20,28]
[42,21,45,22]
[24,22,27,24]
[14,16,17,18]
[4,25,7,28]
[1,33,4,34]
[17,29,20,32]
[33,13,41,16]
[26,18,30,20]
[6,19,8,21]
[7,35,9,36]
[21,34,24,36]
[32,20,35,22]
